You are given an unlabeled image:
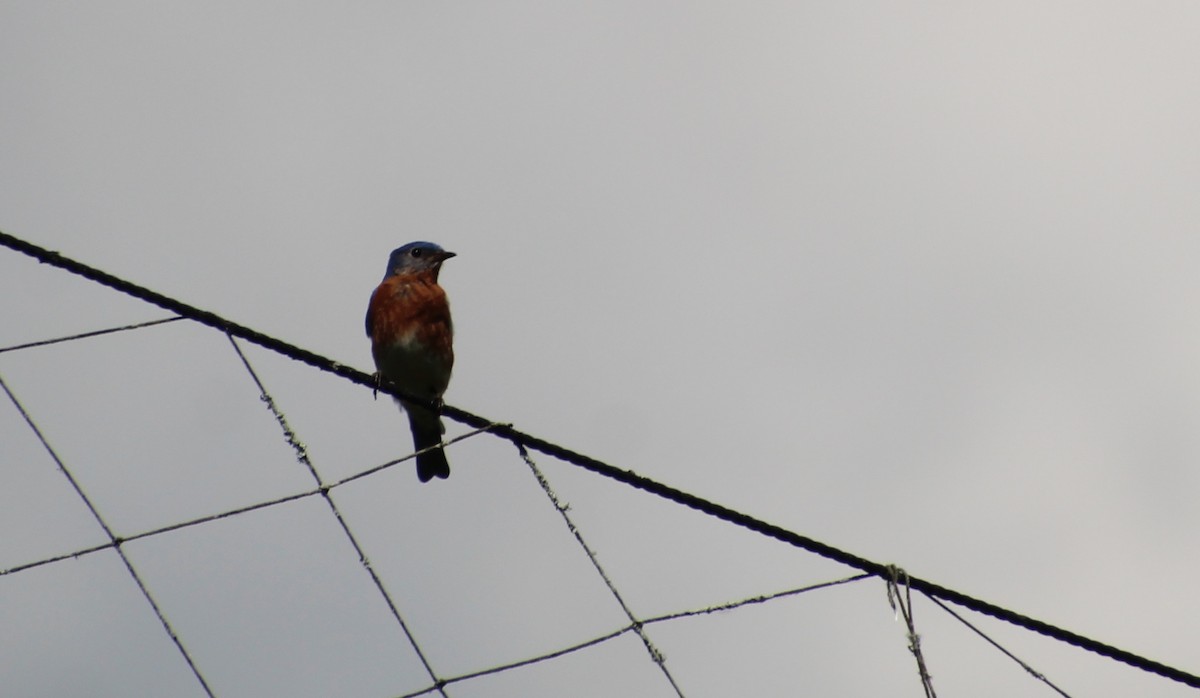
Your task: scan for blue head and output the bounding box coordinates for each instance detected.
[383,241,456,280]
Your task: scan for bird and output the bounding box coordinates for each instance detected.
[365,241,456,482]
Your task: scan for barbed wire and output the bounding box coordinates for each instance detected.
[3,229,1199,691]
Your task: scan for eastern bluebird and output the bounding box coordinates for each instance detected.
[366,241,456,482]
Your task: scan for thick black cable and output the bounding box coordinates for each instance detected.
[923,591,1073,698]
[3,230,1198,690]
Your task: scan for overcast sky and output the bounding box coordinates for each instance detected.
[2,3,1199,697]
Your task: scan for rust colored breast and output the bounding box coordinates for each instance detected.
[366,271,454,371]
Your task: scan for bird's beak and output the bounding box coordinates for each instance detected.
[439,251,457,262]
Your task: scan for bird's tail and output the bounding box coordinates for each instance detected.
[407,408,450,482]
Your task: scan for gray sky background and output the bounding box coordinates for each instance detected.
[2,3,1199,696]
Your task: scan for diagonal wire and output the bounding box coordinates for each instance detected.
[225,335,451,697]
[0,373,217,698]
[0,239,1112,697]
[0,302,1153,698]
[644,572,872,625]
[0,540,117,578]
[397,572,872,698]
[396,627,630,698]
[516,443,687,698]
[3,230,1199,690]
[0,316,183,354]
[0,285,1073,698]
[0,425,499,580]
[923,592,1073,698]
[0,307,865,696]
[887,566,938,698]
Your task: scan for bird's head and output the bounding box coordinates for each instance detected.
[383,241,456,280]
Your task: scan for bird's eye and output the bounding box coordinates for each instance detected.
[411,248,422,258]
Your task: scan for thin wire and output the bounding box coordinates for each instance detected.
[225,335,450,697]
[329,420,504,488]
[923,592,1073,698]
[0,316,183,354]
[0,425,498,580]
[0,373,217,698]
[397,627,630,697]
[644,573,872,625]
[4,329,866,698]
[0,542,115,578]
[0,312,1092,698]
[516,444,687,697]
[397,572,870,698]
[470,425,1200,690]
[887,566,938,698]
[3,230,1199,690]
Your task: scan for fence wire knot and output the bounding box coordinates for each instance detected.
[887,565,937,698]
